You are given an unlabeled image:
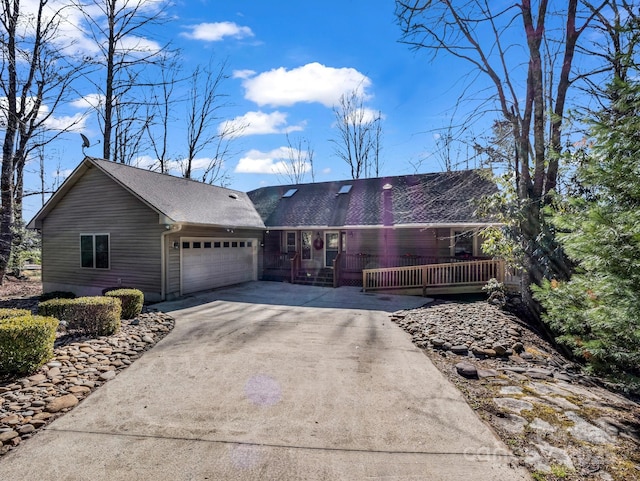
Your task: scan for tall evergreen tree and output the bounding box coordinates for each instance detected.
[535,78,640,388]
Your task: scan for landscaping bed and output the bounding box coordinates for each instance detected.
[0,277,175,457]
[391,299,640,481]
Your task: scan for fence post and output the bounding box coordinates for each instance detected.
[498,259,505,283]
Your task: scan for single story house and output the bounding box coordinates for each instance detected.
[247,169,498,287]
[29,157,499,300]
[28,157,265,301]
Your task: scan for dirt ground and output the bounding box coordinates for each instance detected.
[0,273,43,309]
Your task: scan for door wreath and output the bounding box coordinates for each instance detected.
[313,237,324,250]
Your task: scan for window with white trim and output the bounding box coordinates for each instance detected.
[285,231,296,254]
[80,234,110,269]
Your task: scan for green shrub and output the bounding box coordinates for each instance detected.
[38,297,121,336]
[38,298,68,322]
[39,291,76,302]
[482,278,506,308]
[0,308,32,319]
[104,288,144,319]
[0,315,58,377]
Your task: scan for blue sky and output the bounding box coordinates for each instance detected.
[23,0,487,220]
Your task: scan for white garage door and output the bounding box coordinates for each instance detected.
[181,237,257,294]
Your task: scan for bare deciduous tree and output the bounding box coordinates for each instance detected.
[179,60,245,185]
[74,0,171,162]
[396,0,607,297]
[330,89,383,179]
[0,0,85,281]
[112,97,150,165]
[276,134,315,184]
[145,53,181,173]
[578,1,640,103]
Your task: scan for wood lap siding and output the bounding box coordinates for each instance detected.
[436,228,452,258]
[41,167,165,296]
[345,228,440,257]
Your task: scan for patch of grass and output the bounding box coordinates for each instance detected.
[531,471,547,481]
[521,402,564,426]
[525,346,548,357]
[607,442,640,481]
[550,464,569,478]
[563,395,586,408]
[609,460,637,480]
[505,436,524,450]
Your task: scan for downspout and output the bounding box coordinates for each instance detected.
[161,223,183,300]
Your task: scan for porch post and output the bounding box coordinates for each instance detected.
[333,252,341,288]
[422,265,427,297]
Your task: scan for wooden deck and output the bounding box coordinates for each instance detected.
[362,259,519,295]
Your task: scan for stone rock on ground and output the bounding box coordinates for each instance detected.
[0,310,174,456]
[391,299,640,481]
[455,362,477,379]
[45,394,78,413]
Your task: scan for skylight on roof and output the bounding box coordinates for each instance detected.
[337,184,352,194]
[282,188,298,198]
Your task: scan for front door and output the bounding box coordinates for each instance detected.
[325,232,339,268]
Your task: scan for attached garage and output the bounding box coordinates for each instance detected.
[30,158,266,301]
[180,237,258,294]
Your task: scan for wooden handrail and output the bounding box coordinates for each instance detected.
[263,252,291,269]
[333,252,342,288]
[290,252,300,283]
[362,259,509,294]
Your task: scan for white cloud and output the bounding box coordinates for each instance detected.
[16,0,167,58]
[189,157,219,171]
[321,167,331,175]
[219,111,305,137]
[0,97,87,132]
[235,147,311,175]
[116,35,162,55]
[181,22,254,42]
[43,113,87,132]
[131,156,222,175]
[71,94,105,110]
[240,62,371,107]
[233,69,256,79]
[132,155,160,170]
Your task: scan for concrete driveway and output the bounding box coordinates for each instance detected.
[1,282,530,480]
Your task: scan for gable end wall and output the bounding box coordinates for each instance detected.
[40,166,165,300]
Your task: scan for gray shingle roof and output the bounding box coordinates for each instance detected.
[29,157,265,229]
[247,170,497,228]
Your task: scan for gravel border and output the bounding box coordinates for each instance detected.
[391,300,640,481]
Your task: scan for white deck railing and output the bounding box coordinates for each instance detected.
[362,259,509,294]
